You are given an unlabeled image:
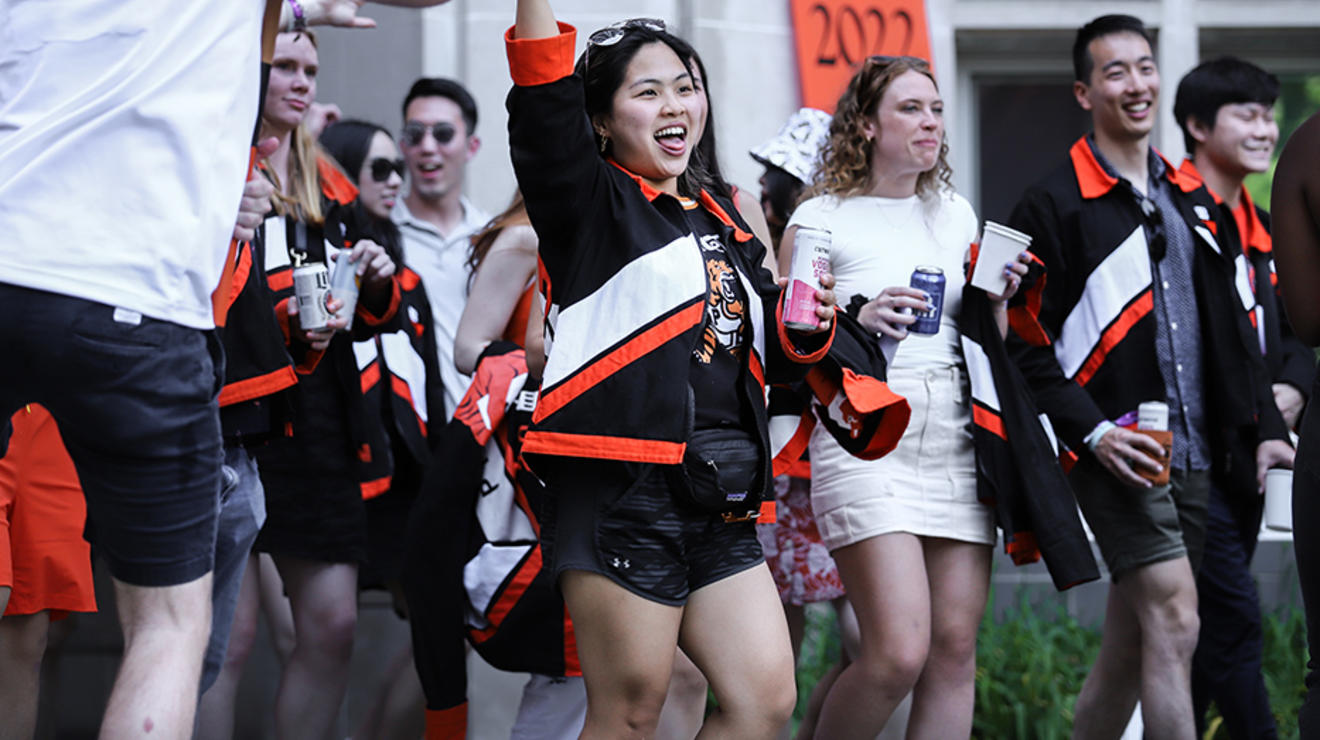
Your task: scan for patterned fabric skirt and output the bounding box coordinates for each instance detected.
[757,475,845,606]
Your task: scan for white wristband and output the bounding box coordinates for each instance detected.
[1084,420,1117,452]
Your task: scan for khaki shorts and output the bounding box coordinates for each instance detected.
[1069,459,1210,582]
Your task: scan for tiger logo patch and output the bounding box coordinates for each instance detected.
[694,234,745,364]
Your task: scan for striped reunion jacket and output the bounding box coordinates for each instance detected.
[958,265,1100,591]
[504,24,906,506]
[1006,137,1288,495]
[215,154,368,442]
[1177,159,1315,412]
[256,156,403,466]
[403,343,577,740]
[768,311,912,479]
[354,265,445,500]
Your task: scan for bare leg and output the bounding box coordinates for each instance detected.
[1071,586,1142,740]
[561,570,683,739]
[812,534,930,740]
[196,554,262,740]
[0,610,51,740]
[257,554,296,667]
[365,582,425,740]
[835,598,860,661]
[271,557,358,740]
[100,574,213,740]
[1073,558,1197,740]
[905,539,991,739]
[795,659,842,740]
[352,617,425,740]
[681,564,797,740]
[1125,559,1200,739]
[796,598,860,740]
[656,648,708,740]
[772,604,806,740]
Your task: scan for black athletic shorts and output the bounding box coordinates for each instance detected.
[542,457,765,606]
[0,284,223,587]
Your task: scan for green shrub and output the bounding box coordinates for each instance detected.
[972,590,1099,739]
[789,589,1310,740]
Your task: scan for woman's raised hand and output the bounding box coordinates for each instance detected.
[859,286,926,340]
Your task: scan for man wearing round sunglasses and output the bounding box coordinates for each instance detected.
[394,78,490,418]
[1004,15,1293,739]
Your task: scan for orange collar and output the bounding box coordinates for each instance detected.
[607,159,753,242]
[1179,158,1272,254]
[1070,136,1200,200]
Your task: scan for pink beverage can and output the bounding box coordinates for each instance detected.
[292,262,331,331]
[784,227,831,330]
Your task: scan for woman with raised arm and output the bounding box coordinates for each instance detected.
[504,3,841,737]
[783,56,1028,739]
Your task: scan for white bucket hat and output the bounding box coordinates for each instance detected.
[748,107,832,185]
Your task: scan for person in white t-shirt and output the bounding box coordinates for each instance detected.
[782,56,1028,739]
[0,1,446,734]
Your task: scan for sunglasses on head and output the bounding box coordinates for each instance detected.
[587,18,667,48]
[401,121,457,148]
[369,157,405,183]
[1134,189,1167,261]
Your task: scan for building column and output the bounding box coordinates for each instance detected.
[1157,0,1198,160]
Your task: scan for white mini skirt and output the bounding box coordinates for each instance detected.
[808,364,995,551]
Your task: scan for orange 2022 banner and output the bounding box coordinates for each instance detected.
[790,0,933,113]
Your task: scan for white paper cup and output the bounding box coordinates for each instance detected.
[1264,468,1293,532]
[972,221,1032,295]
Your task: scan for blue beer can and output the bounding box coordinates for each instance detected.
[908,266,946,335]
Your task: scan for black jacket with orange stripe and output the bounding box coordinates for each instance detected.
[1006,137,1288,495]
[252,156,403,461]
[1178,159,1315,416]
[355,265,445,499]
[404,343,578,740]
[504,25,876,503]
[211,139,305,444]
[215,234,300,444]
[958,269,1100,591]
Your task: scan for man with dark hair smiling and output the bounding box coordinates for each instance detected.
[394,77,489,417]
[1174,56,1313,739]
[1005,16,1293,739]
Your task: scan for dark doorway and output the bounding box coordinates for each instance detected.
[976,79,1092,223]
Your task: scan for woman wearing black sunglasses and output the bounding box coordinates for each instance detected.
[321,120,407,227]
[319,118,443,739]
[504,2,850,737]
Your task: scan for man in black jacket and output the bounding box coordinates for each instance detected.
[1174,56,1312,740]
[1006,17,1293,739]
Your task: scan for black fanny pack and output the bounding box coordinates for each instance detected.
[673,426,763,518]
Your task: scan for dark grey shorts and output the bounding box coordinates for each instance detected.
[542,458,765,606]
[1069,458,1210,582]
[0,284,223,587]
